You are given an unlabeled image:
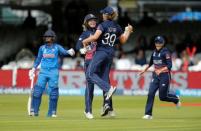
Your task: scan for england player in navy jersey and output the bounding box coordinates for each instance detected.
[139,36,181,120]
[29,29,75,117]
[82,6,133,115]
[76,14,115,119]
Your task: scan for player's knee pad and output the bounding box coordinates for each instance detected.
[49,87,59,100]
[33,85,43,98]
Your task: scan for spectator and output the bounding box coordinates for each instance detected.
[74,59,83,69]
[180,50,190,71]
[139,11,157,27]
[135,35,147,50]
[22,10,36,29]
[171,52,182,71]
[116,53,132,70]
[118,11,133,27]
[135,49,147,66]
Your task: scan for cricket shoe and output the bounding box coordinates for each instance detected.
[101,104,110,117]
[30,112,39,117]
[142,115,153,120]
[107,110,116,117]
[176,96,181,108]
[84,112,94,119]
[51,114,57,118]
[29,111,34,116]
[106,86,117,100]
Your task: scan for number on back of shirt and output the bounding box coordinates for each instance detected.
[102,33,116,47]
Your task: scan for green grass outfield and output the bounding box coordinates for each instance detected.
[0,95,201,131]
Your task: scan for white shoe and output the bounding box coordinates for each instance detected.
[29,111,34,116]
[52,114,57,118]
[106,86,117,100]
[84,112,94,119]
[142,115,153,120]
[108,111,116,117]
[176,96,181,108]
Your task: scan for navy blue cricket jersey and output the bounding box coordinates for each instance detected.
[76,29,97,60]
[149,47,172,72]
[96,20,123,55]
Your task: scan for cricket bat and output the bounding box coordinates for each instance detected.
[27,76,34,116]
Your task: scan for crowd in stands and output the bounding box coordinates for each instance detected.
[1,1,201,71]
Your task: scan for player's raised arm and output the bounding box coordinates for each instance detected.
[119,24,133,44]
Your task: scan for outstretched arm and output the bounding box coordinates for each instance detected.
[139,54,153,76]
[58,45,75,56]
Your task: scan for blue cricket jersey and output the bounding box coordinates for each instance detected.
[96,20,123,55]
[149,47,172,72]
[33,43,69,69]
[76,29,96,60]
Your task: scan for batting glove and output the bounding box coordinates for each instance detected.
[29,68,35,80]
[67,48,75,56]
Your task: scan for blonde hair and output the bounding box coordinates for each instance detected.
[82,19,96,31]
[104,12,118,20]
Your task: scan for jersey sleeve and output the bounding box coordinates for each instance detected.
[33,46,43,68]
[148,52,153,67]
[97,23,104,32]
[57,45,69,56]
[76,32,87,51]
[164,50,172,70]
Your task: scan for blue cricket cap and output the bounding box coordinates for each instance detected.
[154,36,165,44]
[43,29,56,37]
[100,6,114,15]
[84,14,97,22]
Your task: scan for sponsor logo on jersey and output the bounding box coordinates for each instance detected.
[153,59,162,64]
[43,54,55,58]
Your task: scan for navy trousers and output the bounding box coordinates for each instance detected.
[86,50,113,92]
[85,54,113,113]
[145,72,179,115]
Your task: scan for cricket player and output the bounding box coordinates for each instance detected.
[29,29,75,117]
[139,36,181,120]
[76,14,115,119]
[82,6,133,115]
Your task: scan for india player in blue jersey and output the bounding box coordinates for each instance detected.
[82,6,133,115]
[139,36,181,120]
[76,14,115,119]
[29,29,75,117]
